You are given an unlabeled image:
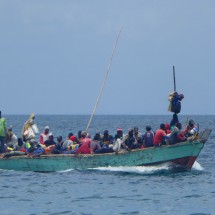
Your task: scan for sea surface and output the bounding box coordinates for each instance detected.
[0,115,214,215]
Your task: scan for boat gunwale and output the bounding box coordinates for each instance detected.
[2,139,203,160]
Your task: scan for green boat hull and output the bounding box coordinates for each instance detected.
[0,140,206,172]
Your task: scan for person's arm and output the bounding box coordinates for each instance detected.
[4,119,7,135]
[40,134,44,144]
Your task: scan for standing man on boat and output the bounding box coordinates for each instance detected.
[0,111,7,153]
[22,113,39,141]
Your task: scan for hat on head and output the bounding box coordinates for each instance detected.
[44,126,49,130]
[117,128,123,132]
[69,135,76,142]
[81,131,87,137]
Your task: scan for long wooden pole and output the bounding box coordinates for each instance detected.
[173,65,176,91]
[86,29,122,132]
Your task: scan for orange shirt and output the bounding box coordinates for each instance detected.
[153,129,166,145]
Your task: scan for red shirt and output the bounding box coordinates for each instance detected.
[75,138,91,154]
[153,129,166,145]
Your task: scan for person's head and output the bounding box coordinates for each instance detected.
[29,139,37,146]
[117,128,123,134]
[165,124,170,130]
[69,135,77,142]
[146,125,151,131]
[176,122,182,130]
[188,119,195,128]
[29,119,34,126]
[44,126,50,134]
[178,94,184,101]
[78,130,82,139]
[68,132,73,139]
[57,136,62,143]
[81,131,87,138]
[134,127,138,134]
[93,133,101,141]
[18,138,24,146]
[128,128,133,136]
[8,125,13,134]
[160,123,166,130]
[103,130,109,136]
[49,135,54,141]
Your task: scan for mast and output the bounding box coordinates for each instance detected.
[86,29,122,132]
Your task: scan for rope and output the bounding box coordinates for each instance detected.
[86,29,122,132]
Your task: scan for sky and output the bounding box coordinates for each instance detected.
[0,0,215,115]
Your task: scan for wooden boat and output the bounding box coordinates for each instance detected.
[0,129,211,172]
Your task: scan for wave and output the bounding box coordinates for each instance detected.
[92,162,172,174]
[192,161,204,171]
[91,161,204,174]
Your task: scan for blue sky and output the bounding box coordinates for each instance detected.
[0,1,214,115]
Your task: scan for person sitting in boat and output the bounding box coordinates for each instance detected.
[169,123,187,145]
[77,130,82,144]
[5,126,18,149]
[26,139,39,154]
[142,125,155,148]
[57,136,64,147]
[68,135,79,152]
[124,128,141,149]
[14,138,26,152]
[44,135,56,147]
[29,144,50,158]
[90,132,102,153]
[40,126,52,145]
[114,128,124,140]
[101,130,114,146]
[51,136,63,154]
[112,128,129,152]
[153,124,167,146]
[62,133,74,151]
[133,127,142,146]
[165,124,171,135]
[183,119,198,138]
[75,131,91,155]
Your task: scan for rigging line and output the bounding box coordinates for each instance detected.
[173,65,176,91]
[86,29,122,132]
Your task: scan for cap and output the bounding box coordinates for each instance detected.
[44,126,49,130]
[81,131,87,136]
[69,135,76,142]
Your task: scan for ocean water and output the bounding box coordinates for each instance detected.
[0,115,214,215]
